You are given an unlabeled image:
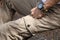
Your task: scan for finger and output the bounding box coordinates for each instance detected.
[35,15,41,19]
[31,7,37,12]
[31,12,35,16]
[31,8,35,12]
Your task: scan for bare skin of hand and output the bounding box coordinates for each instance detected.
[44,0,60,10]
[31,0,60,19]
[31,7,45,19]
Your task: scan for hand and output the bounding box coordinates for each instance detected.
[31,7,45,19]
[44,0,59,10]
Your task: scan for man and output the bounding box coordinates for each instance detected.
[0,0,60,40]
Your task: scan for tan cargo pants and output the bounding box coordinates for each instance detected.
[0,0,60,40]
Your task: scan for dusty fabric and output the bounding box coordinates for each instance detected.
[28,29,60,40]
[0,0,60,40]
[0,5,60,40]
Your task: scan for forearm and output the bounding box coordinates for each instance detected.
[56,0,60,3]
[37,0,60,11]
[43,0,60,10]
[47,0,60,3]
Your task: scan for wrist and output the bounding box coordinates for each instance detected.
[37,1,48,12]
[44,0,60,10]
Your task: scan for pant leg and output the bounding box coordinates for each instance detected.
[0,4,60,40]
[11,0,40,16]
[0,15,48,40]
